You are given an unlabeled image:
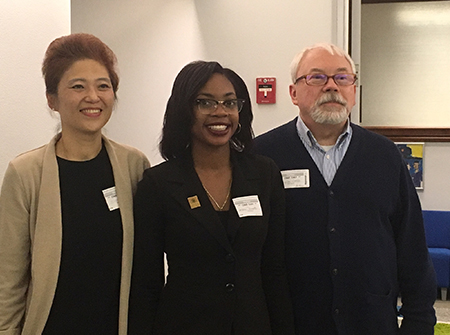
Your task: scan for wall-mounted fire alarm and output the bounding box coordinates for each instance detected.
[256,77,276,104]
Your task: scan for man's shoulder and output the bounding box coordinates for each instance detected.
[254,118,298,150]
[256,118,296,140]
[252,118,306,168]
[351,123,399,150]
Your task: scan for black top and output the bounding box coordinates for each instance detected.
[217,210,230,230]
[217,210,232,242]
[43,146,123,335]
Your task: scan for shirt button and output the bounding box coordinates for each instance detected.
[225,283,235,292]
[326,155,330,159]
[332,268,338,276]
[225,254,235,263]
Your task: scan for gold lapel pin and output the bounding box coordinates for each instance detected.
[188,195,201,209]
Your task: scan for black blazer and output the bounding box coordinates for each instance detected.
[128,150,294,335]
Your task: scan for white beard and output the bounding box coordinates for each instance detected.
[310,92,349,125]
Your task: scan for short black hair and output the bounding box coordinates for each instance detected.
[159,61,254,160]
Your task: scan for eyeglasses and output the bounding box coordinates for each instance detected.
[294,73,357,86]
[195,98,245,114]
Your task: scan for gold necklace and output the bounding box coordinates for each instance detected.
[202,179,232,211]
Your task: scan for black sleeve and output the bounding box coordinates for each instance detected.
[260,159,296,335]
[128,171,165,334]
[396,156,437,334]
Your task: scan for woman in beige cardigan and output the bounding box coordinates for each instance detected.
[0,33,149,335]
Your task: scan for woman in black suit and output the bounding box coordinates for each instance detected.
[128,61,294,335]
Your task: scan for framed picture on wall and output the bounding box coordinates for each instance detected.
[396,143,424,190]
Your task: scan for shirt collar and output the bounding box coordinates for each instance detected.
[295,116,352,149]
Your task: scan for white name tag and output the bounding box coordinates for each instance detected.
[102,186,119,211]
[232,195,263,218]
[281,169,310,189]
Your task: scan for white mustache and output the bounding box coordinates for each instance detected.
[317,92,347,106]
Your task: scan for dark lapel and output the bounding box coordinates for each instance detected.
[227,151,262,242]
[163,151,262,250]
[165,154,234,254]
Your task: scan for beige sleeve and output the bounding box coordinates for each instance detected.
[0,162,32,335]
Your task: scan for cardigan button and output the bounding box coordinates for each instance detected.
[329,190,334,197]
[332,268,338,276]
[225,283,235,292]
[330,227,336,233]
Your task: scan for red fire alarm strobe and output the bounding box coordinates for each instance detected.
[256,77,276,104]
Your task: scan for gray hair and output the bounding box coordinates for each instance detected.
[290,42,356,83]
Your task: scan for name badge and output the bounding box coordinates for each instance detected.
[102,186,119,211]
[232,195,263,218]
[281,169,310,189]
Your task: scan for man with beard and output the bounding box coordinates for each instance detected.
[253,43,436,335]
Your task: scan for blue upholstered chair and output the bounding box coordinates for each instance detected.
[422,210,450,300]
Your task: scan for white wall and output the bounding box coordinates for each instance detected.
[71,0,336,165]
[0,0,70,183]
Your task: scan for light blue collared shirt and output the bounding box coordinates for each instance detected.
[296,117,352,186]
